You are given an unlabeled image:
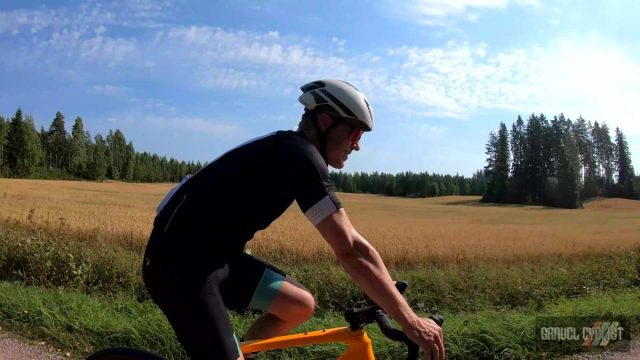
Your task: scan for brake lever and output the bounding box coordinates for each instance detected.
[375,311,444,360]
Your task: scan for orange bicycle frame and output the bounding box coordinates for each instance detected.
[240,326,375,360]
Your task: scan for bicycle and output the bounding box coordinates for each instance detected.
[86,281,444,360]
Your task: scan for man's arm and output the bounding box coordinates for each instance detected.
[316,208,445,360]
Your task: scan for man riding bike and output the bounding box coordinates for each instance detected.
[142,80,445,360]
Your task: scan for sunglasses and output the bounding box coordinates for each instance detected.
[348,126,364,146]
[325,112,365,147]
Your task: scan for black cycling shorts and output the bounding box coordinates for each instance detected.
[143,230,287,360]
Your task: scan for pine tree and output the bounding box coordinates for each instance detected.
[525,114,546,203]
[124,141,136,181]
[510,115,527,202]
[106,129,127,180]
[614,127,636,199]
[39,126,48,168]
[494,122,510,201]
[592,122,615,192]
[482,131,498,202]
[47,112,69,169]
[6,109,27,176]
[88,134,108,180]
[483,123,510,202]
[547,114,567,177]
[70,117,89,178]
[591,121,603,179]
[556,130,582,208]
[573,117,598,197]
[0,116,8,176]
[470,170,488,196]
[24,115,44,171]
[6,110,42,177]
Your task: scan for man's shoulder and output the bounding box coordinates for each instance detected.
[281,131,327,166]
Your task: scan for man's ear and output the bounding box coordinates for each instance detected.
[316,112,335,133]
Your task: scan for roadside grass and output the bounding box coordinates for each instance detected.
[1,281,638,360]
[2,220,639,313]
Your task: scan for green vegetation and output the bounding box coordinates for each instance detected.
[483,114,637,208]
[1,183,638,358]
[0,108,488,195]
[330,171,486,198]
[2,218,638,313]
[0,109,202,182]
[1,281,638,359]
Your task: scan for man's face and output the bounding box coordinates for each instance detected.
[324,118,364,169]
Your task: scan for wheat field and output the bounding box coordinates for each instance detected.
[1,178,639,266]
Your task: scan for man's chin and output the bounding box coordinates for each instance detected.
[329,161,345,169]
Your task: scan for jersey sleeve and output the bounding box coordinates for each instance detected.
[293,151,342,226]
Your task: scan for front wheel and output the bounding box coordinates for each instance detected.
[85,347,166,360]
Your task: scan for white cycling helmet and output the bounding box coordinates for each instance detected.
[299,80,374,131]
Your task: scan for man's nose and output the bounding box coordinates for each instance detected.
[352,141,360,151]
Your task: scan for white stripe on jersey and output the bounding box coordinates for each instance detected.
[304,195,339,226]
[156,132,277,215]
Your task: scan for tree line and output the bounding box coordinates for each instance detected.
[330,171,486,197]
[483,113,638,208]
[1,108,487,197]
[0,108,203,182]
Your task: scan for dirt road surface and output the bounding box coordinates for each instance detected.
[0,331,65,360]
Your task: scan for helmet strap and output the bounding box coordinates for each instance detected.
[312,111,342,164]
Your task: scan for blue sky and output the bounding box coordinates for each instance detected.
[1,0,639,177]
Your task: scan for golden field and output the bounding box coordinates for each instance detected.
[1,178,639,266]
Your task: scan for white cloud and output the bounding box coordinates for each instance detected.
[163,26,347,69]
[379,36,640,135]
[90,84,130,96]
[0,8,62,35]
[145,116,241,135]
[198,68,260,90]
[0,1,173,35]
[4,2,638,140]
[80,35,138,65]
[34,29,140,67]
[381,0,538,27]
[1,6,357,95]
[159,26,353,91]
[514,0,540,6]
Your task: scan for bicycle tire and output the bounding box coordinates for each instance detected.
[85,347,166,360]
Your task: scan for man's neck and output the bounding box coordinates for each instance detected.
[297,128,321,152]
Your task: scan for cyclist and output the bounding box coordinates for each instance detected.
[142,80,445,360]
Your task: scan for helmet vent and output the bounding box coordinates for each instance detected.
[310,90,326,105]
[300,81,325,92]
[318,88,357,118]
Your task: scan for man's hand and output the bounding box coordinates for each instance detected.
[316,209,445,359]
[403,316,445,360]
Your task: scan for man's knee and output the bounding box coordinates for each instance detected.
[269,280,316,323]
[292,288,315,321]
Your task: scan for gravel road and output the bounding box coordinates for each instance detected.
[0,330,637,359]
[563,339,640,360]
[0,331,65,360]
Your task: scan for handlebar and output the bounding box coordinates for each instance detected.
[344,281,444,360]
[375,311,444,360]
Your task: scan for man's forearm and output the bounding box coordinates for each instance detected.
[336,236,417,329]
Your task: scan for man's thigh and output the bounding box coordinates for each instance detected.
[147,265,242,360]
[222,253,290,313]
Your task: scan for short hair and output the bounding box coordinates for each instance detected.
[297,106,341,131]
[297,109,314,131]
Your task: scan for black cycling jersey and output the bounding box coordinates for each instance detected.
[153,130,342,261]
[143,130,340,359]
